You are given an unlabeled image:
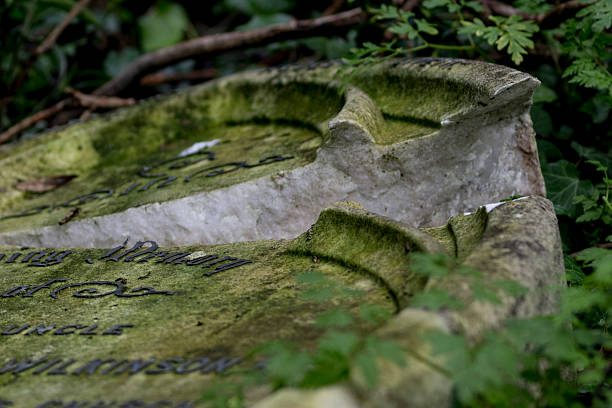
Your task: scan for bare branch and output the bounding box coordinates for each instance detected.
[139,68,218,87]
[65,87,136,108]
[34,0,91,57]
[402,0,421,11]
[0,98,72,145]
[323,0,345,16]
[93,8,366,97]
[9,0,91,97]
[483,0,530,19]
[483,0,586,25]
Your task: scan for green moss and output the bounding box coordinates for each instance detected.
[0,58,532,234]
[288,203,446,309]
[0,237,394,403]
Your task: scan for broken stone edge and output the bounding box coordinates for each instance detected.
[0,58,544,248]
[254,196,564,408]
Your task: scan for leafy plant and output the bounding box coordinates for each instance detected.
[200,270,406,407]
[459,15,538,64]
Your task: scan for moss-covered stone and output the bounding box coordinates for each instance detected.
[0,58,544,248]
[0,196,564,407]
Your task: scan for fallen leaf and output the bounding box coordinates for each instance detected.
[15,174,77,193]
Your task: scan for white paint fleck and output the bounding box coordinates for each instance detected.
[177,140,220,157]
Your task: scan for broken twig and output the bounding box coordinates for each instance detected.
[65,87,136,109]
[93,8,365,97]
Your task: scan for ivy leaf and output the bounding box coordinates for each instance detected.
[542,160,594,217]
[572,142,612,171]
[532,85,558,104]
[138,1,189,52]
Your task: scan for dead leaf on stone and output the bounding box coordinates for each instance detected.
[15,174,77,193]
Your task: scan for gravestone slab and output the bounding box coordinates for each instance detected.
[0,58,544,248]
[0,196,563,407]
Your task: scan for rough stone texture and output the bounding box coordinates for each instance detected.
[0,58,544,248]
[0,197,564,406]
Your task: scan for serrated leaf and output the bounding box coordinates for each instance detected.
[542,160,594,217]
[576,208,602,223]
[354,350,378,388]
[409,252,454,278]
[565,254,586,286]
[315,309,355,328]
[577,0,612,32]
[359,304,391,325]
[492,280,528,298]
[317,331,360,357]
[423,330,470,372]
[563,58,612,94]
[365,336,406,367]
[301,349,350,387]
[415,19,439,35]
[411,289,463,310]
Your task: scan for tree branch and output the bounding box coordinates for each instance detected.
[0,8,365,144]
[483,0,586,26]
[34,0,91,57]
[0,98,73,145]
[402,0,421,11]
[65,87,136,108]
[9,0,91,97]
[93,8,365,97]
[139,68,218,87]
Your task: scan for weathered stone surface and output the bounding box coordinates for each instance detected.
[0,196,564,406]
[0,58,543,248]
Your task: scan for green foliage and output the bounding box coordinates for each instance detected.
[138,1,189,52]
[201,271,406,406]
[413,251,612,408]
[459,15,538,64]
[574,161,612,226]
[543,160,594,218]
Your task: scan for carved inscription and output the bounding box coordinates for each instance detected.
[0,239,256,402]
[1,240,253,275]
[0,278,173,299]
[0,149,294,221]
[0,356,243,376]
[2,324,133,336]
[35,401,196,408]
